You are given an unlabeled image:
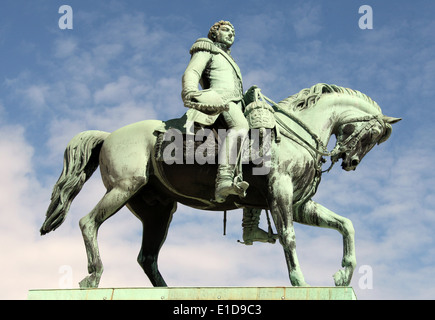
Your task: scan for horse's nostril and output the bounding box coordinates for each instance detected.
[351,159,359,167]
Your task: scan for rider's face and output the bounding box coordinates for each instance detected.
[216,25,235,48]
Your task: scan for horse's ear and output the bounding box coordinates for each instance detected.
[382,115,402,124]
[378,116,401,144]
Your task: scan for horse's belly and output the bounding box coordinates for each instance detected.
[155,161,268,211]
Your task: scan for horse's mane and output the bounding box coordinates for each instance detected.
[277,83,381,113]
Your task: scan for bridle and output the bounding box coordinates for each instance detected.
[327,115,386,172]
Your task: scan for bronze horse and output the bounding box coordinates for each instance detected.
[40,83,400,288]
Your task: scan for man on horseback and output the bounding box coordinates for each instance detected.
[181,20,271,244]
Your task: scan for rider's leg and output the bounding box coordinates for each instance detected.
[215,101,249,203]
[214,102,271,243]
[242,208,277,245]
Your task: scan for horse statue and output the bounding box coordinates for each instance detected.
[40,83,400,288]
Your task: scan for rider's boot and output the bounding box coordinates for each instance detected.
[214,164,249,203]
[242,209,274,245]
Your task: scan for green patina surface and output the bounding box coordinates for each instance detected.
[28,287,356,300]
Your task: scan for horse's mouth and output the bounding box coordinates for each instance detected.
[341,156,359,171]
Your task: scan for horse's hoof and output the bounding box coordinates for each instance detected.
[294,282,310,287]
[290,272,309,287]
[333,269,350,286]
[79,275,99,288]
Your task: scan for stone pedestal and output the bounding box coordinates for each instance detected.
[28,286,356,300]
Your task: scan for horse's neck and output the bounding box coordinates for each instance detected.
[293,94,379,145]
[291,102,337,148]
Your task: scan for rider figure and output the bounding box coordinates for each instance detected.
[181,20,271,244]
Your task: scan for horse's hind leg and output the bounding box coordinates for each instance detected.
[126,191,176,287]
[78,181,145,288]
[295,200,356,286]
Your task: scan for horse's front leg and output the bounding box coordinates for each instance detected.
[268,174,308,286]
[295,200,356,286]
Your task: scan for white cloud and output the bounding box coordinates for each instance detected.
[0,125,50,299]
[94,76,147,105]
[23,85,49,109]
[290,3,323,38]
[53,37,78,58]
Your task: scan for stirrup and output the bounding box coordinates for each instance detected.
[238,227,277,245]
[233,180,249,198]
[233,171,249,197]
[214,180,249,203]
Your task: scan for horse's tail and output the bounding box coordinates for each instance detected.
[40,130,110,235]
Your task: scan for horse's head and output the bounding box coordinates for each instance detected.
[332,115,401,171]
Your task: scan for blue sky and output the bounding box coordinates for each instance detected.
[1,0,434,300]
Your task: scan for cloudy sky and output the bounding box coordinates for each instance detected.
[1,0,434,300]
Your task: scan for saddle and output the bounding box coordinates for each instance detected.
[151,100,277,208]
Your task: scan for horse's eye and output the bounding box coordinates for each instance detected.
[341,124,354,139]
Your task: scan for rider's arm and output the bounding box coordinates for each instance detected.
[181,51,211,103]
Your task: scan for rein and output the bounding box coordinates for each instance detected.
[261,93,336,157]
[259,93,385,173]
